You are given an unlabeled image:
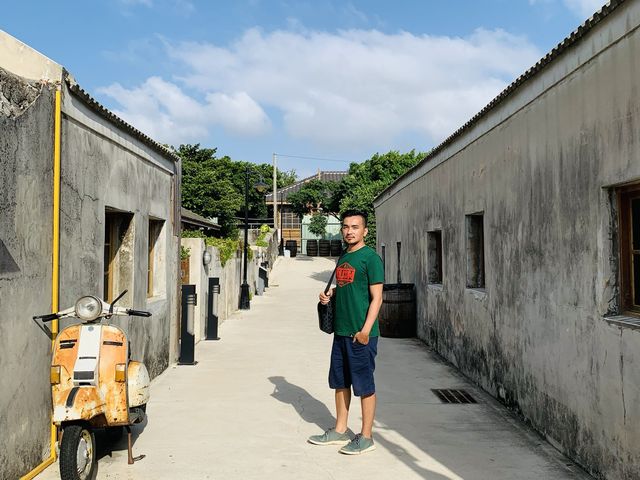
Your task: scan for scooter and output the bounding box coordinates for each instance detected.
[34,290,152,480]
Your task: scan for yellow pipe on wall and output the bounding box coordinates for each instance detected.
[20,88,61,480]
[52,89,61,334]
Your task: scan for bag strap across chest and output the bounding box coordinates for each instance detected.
[324,252,346,294]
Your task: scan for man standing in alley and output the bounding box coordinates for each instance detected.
[309,209,384,455]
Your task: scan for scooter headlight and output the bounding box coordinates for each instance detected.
[75,296,102,321]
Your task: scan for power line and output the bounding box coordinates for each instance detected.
[274,153,353,164]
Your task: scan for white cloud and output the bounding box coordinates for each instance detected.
[100,26,541,149]
[563,0,606,18]
[98,77,270,144]
[205,91,272,135]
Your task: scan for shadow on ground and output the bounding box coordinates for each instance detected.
[95,416,148,463]
[268,376,335,431]
[374,431,453,480]
[268,375,453,480]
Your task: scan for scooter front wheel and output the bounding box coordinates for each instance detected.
[59,425,97,480]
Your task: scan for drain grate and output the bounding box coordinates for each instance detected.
[431,389,477,404]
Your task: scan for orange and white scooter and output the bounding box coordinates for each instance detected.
[34,290,152,480]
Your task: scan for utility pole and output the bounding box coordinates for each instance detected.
[240,167,250,309]
[272,153,278,242]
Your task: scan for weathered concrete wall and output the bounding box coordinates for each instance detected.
[58,81,179,379]
[182,238,208,341]
[182,229,279,341]
[375,3,640,479]
[260,230,280,270]
[1,29,180,477]
[217,254,244,322]
[0,74,55,478]
[0,29,62,82]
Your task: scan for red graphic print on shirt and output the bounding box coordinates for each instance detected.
[336,262,356,287]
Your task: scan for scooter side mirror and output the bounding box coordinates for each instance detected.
[109,290,128,315]
[32,316,54,340]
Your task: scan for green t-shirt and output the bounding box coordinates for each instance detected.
[334,245,384,337]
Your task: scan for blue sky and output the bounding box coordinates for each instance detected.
[4,0,605,178]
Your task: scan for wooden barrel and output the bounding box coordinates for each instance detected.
[379,283,416,338]
[330,240,342,257]
[318,240,331,257]
[306,239,318,256]
[285,240,298,257]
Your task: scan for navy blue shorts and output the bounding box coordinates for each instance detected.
[329,335,378,397]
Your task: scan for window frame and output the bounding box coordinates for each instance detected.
[147,218,165,299]
[618,185,640,315]
[103,209,134,304]
[427,230,443,285]
[282,210,301,229]
[104,214,116,302]
[465,213,485,290]
[396,241,402,284]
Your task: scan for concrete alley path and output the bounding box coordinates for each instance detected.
[39,256,591,480]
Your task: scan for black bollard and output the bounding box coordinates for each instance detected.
[179,284,197,365]
[206,277,220,340]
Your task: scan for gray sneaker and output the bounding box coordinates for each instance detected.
[339,433,376,455]
[308,428,351,446]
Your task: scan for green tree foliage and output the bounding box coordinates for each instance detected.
[181,230,249,265]
[256,225,271,247]
[227,161,295,221]
[205,237,243,266]
[285,151,424,247]
[176,144,296,237]
[337,150,425,247]
[308,212,328,238]
[287,179,340,218]
[177,145,242,237]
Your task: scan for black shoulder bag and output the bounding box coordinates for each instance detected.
[317,254,344,334]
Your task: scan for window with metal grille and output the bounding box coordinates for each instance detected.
[281,210,300,229]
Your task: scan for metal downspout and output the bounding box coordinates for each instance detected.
[174,157,182,364]
[20,88,61,479]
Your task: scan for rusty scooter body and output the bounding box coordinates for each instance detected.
[34,290,152,480]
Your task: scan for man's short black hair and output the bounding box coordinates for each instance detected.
[341,209,368,227]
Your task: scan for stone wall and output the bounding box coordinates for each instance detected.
[0,75,56,480]
[375,3,640,479]
[0,39,180,477]
[182,230,279,342]
[58,81,179,378]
